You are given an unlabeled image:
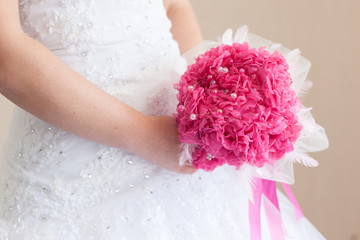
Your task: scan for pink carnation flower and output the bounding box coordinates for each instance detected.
[175,43,302,171]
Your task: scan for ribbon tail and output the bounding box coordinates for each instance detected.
[281,183,305,220]
[262,180,285,240]
[249,178,263,240]
[248,180,301,240]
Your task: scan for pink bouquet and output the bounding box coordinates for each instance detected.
[173,27,329,240]
[175,37,303,172]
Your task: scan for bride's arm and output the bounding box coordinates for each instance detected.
[165,0,203,53]
[0,0,195,174]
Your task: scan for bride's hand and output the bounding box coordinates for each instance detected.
[144,115,197,174]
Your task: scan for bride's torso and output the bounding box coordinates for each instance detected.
[19,0,185,111]
[0,0,188,233]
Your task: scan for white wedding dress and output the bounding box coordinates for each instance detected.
[0,0,327,239]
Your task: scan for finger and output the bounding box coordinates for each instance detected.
[180,166,198,175]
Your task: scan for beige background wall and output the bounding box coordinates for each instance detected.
[0,0,359,239]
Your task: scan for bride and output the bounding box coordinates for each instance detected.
[0,0,326,239]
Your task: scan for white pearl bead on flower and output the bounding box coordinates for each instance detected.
[206,153,215,160]
[190,113,197,120]
[177,105,185,112]
[217,66,229,74]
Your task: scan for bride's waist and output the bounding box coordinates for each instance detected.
[1,108,159,181]
[1,82,176,176]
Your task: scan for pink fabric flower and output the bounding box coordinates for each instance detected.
[174,43,302,171]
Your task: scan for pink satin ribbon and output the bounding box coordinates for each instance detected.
[249,178,262,240]
[249,178,304,240]
[281,183,304,220]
